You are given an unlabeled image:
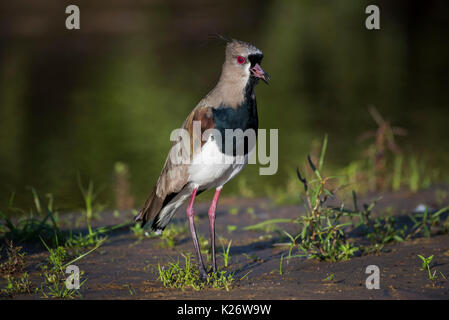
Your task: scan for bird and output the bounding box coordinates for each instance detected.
[134,38,269,280]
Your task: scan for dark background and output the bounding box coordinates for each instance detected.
[0,0,448,210]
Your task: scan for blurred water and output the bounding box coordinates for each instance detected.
[0,0,448,209]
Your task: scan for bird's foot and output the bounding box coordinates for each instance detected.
[199,267,208,282]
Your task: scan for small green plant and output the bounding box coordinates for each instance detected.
[37,236,101,299]
[123,284,135,296]
[417,254,446,283]
[39,269,82,299]
[1,273,32,296]
[157,253,234,291]
[0,191,62,246]
[246,136,366,262]
[0,239,26,275]
[220,240,232,268]
[158,254,203,291]
[293,136,359,261]
[366,216,406,244]
[322,273,335,281]
[410,206,449,238]
[283,231,301,259]
[77,174,104,237]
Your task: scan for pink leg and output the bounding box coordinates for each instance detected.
[208,187,222,273]
[186,187,207,280]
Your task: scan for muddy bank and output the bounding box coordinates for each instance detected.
[1,187,449,299]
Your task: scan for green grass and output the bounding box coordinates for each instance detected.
[0,191,63,246]
[157,253,234,291]
[410,206,449,238]
[1,187,130,254]
[366,215,406,245]
[280,135,360,261]
[0,183,132,298]
[37,235,102,299]
[220,240,232,268]
[77,174,105,239]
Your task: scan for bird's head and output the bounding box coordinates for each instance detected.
[222,39,270,86]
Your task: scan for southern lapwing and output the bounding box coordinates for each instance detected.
[134,38,269,280]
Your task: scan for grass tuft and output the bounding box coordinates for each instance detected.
[157,253,234,291]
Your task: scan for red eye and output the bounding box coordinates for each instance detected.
[236,56,245,64]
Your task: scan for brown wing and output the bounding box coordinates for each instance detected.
[134,103,215,227]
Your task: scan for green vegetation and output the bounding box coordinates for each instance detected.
[0,185,129,298]
[247,135,449,264]
[38,235,101,299]
[0,239,25,275]
[268,108,446,208]
[77,174,106,246]
[0,186,128,251]
[418,254,446,284]
[280,135,360,262]
[157,253,234,291]
[0,129,448,296]
[340,107,440,194]
[0,191,63,246]
[322,273,335,282]
[0,240,31,297]
[220,240,232,268]
[410,206,449,238]
[1,273,32,296]
[131,220,189,248]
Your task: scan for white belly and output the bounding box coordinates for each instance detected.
[188,137,253,189]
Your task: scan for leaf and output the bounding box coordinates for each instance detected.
[307,155,322,180]
[318,134,328,172]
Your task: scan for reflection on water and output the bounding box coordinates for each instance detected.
[0,1,448,209]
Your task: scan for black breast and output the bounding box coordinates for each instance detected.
[211,93,258,157]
